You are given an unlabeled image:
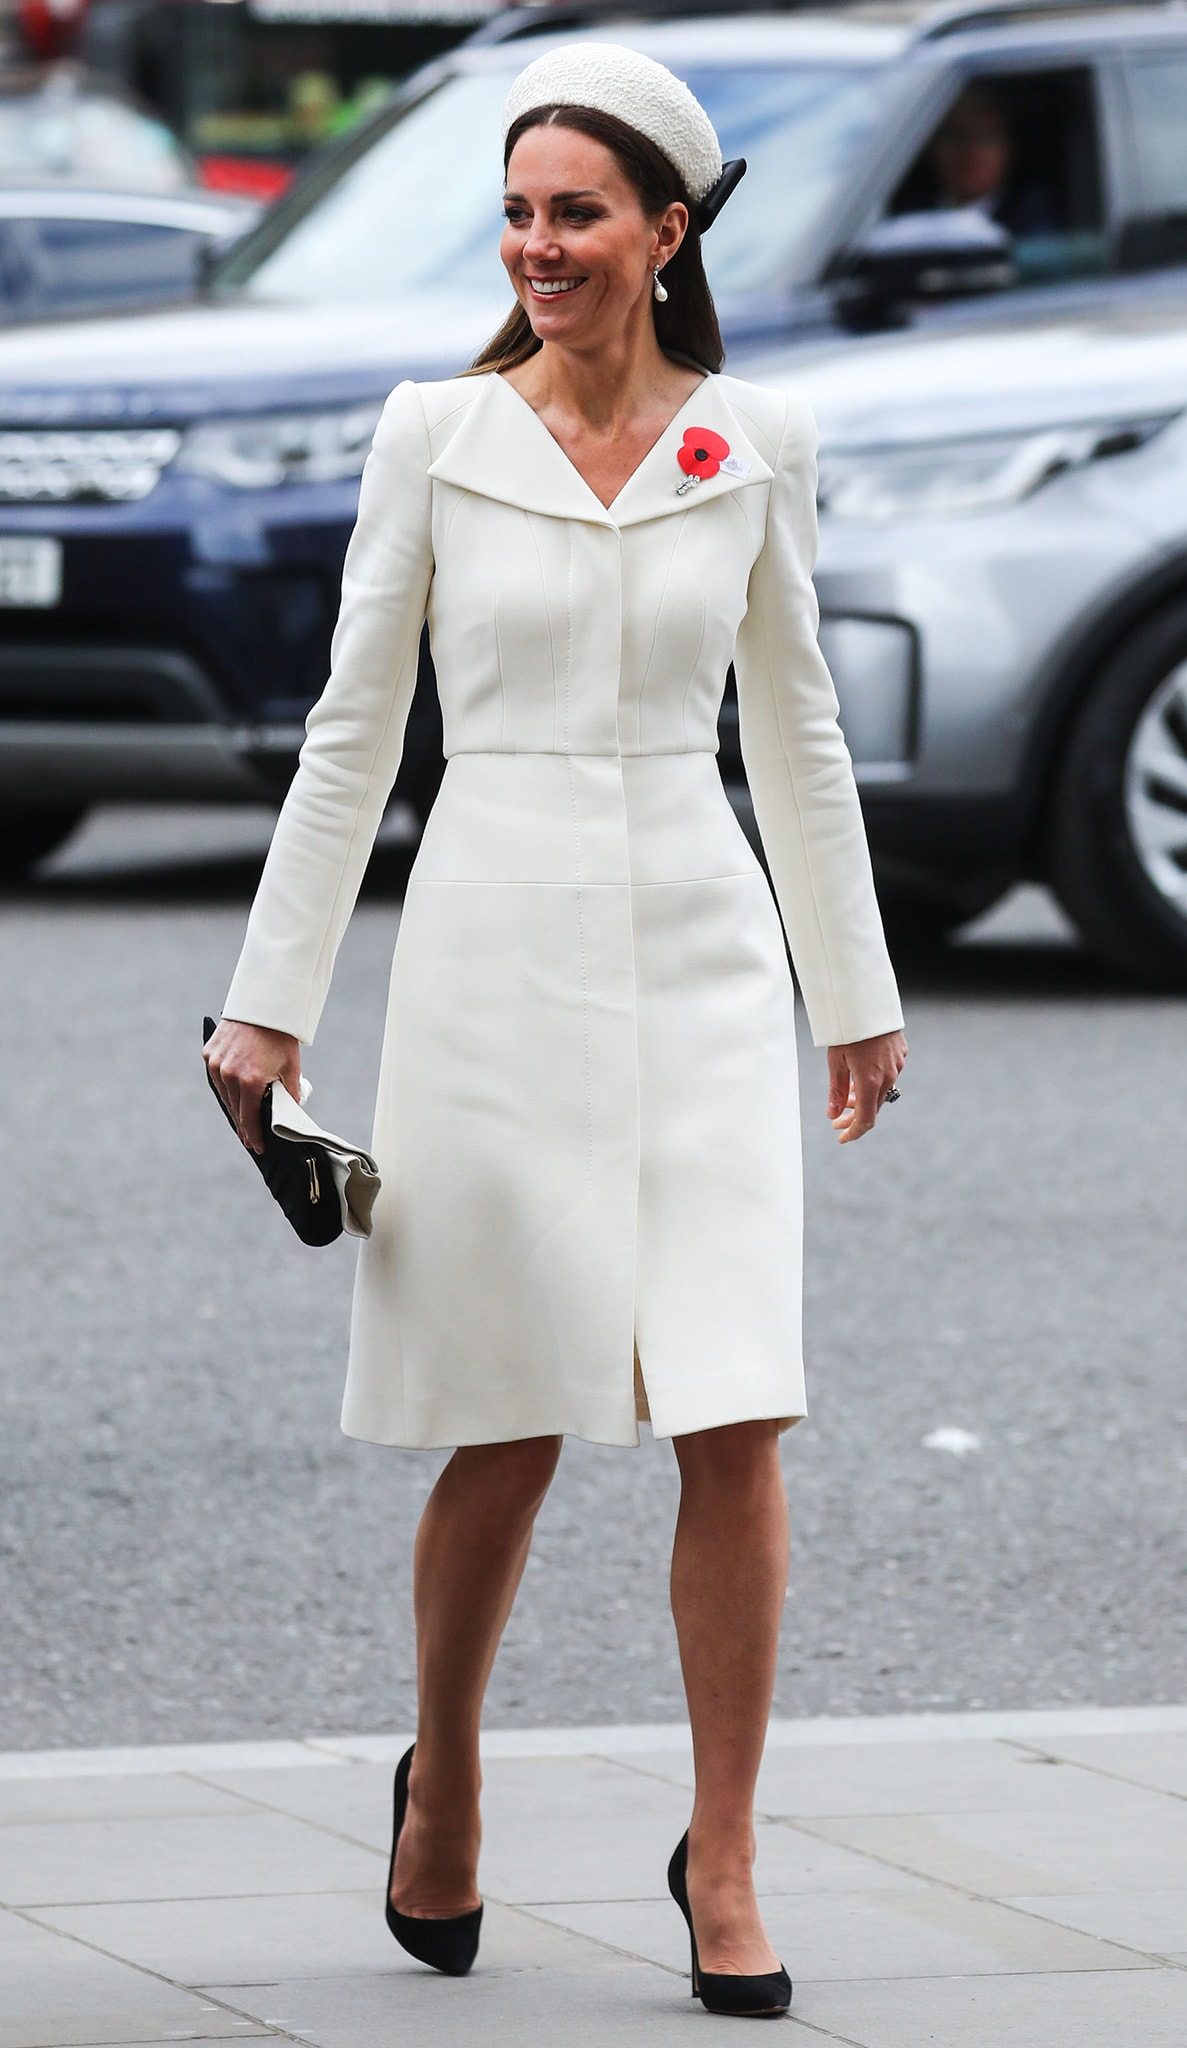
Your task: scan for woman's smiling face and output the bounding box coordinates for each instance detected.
[501,121,686,349]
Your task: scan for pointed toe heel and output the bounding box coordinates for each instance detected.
[385,1744,483,1977]
[667,1832,792,2018]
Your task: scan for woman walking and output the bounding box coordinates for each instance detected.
[205,43,905,2017]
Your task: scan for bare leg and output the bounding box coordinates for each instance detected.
[670,1420,789,1975]
[391,1435,563,1918]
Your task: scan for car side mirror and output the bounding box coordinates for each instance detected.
[196,213,259,293]
[831,209,1017,330]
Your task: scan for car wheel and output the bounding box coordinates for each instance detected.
[1051,601,1187,985]
[0,806,86,880]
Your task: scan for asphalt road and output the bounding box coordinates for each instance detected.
[2,805,1184,1751]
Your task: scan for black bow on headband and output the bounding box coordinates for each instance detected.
[698,159,747,232]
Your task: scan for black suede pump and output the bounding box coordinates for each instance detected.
[667,1832,792,2017]
[384,1743,483,1976]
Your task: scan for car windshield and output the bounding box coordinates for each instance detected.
[219,62,881,305]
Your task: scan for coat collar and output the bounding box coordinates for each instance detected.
[426,371,772,529]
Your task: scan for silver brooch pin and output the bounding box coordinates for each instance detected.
[676,428,732,496]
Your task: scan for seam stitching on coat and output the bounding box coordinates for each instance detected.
[406,873,760,889]
[421,372,487,427]
[441,747,719,759]
[679,596,708,752]
[562,530,574,752]
[493,592,509,753]
[438,487,465,548]
[565,757,596,1185]
[635,524,679,752]
[716,384,781,468]
[528,511,557,755]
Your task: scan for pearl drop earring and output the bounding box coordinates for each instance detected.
[653,266,669,304]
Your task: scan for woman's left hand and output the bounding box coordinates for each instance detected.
[827,1030,908,1145]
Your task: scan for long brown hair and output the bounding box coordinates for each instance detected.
[468,104,724,377]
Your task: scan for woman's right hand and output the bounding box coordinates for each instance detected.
[203,1018,302,1155]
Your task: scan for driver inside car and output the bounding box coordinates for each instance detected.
[923,82,1060,238]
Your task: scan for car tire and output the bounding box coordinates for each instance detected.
[877,888,967,952]
[0,806,86,880]
[1050,601,1187,986]
[875,877,1002,953]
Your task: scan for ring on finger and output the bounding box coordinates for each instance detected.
[883,1084,901,1104]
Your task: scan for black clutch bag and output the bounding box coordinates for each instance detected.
[202,1017,379,1247]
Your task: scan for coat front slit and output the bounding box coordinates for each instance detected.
[223,371,903,1450]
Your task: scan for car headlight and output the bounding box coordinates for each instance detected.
[817,415,1177,523]
[178,404,384,490]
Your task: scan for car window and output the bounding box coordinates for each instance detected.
[220,62,883,307]
[0,94,188,192]
[886,68,1106,285]
[1121,55,1187,271]
[0,222,27,317]
[681,67,884,296]
[18,218,202,316]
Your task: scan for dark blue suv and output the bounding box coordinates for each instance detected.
[4,0,1187,873]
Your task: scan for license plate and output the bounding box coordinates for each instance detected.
[0,536,62,608]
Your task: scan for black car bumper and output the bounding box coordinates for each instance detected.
[0,472,448,810]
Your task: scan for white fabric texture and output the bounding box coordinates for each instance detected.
[223,370,903,1449]
[502,42,723,201]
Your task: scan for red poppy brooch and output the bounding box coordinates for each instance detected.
[675,427,749,495]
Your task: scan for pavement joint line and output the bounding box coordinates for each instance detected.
[4,1703,1186,1781]
[16,1889,383,1908]
[494,1893,689,1979]
[994,1896,1187,1976]
[520,1895,680,1906]
[582,1749,695,1793]
[763,1807,999,1902]
[177,1766,390,1858]
[760,1810,1183,1972]
[0,1899,301,2043]
[1001,1732,1187,1803]
[778,2015,865,2048]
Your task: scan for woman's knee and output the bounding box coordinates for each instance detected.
[450,1434,562,1516]
[673,1419,782,1496]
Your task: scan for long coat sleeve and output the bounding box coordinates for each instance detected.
[735,396,902,1049]
[218,369,902,1450]
[223,381,433,1043]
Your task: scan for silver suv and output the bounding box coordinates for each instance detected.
[735,290,1187,981]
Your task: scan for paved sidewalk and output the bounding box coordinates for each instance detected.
[2,1706,1186,2048]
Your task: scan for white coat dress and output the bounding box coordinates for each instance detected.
[223,369,903,1450]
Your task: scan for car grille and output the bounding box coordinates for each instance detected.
[0,430,181,503]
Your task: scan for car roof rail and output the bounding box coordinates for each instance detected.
[906,0,1175,45]
[466,0,830,47]
[464,0,1175,53]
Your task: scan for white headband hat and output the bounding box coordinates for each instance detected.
[501,41,724,206]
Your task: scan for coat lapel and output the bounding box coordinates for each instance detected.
[611,376,773,528]
[427,372,614,526]
[426,372,772,529]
